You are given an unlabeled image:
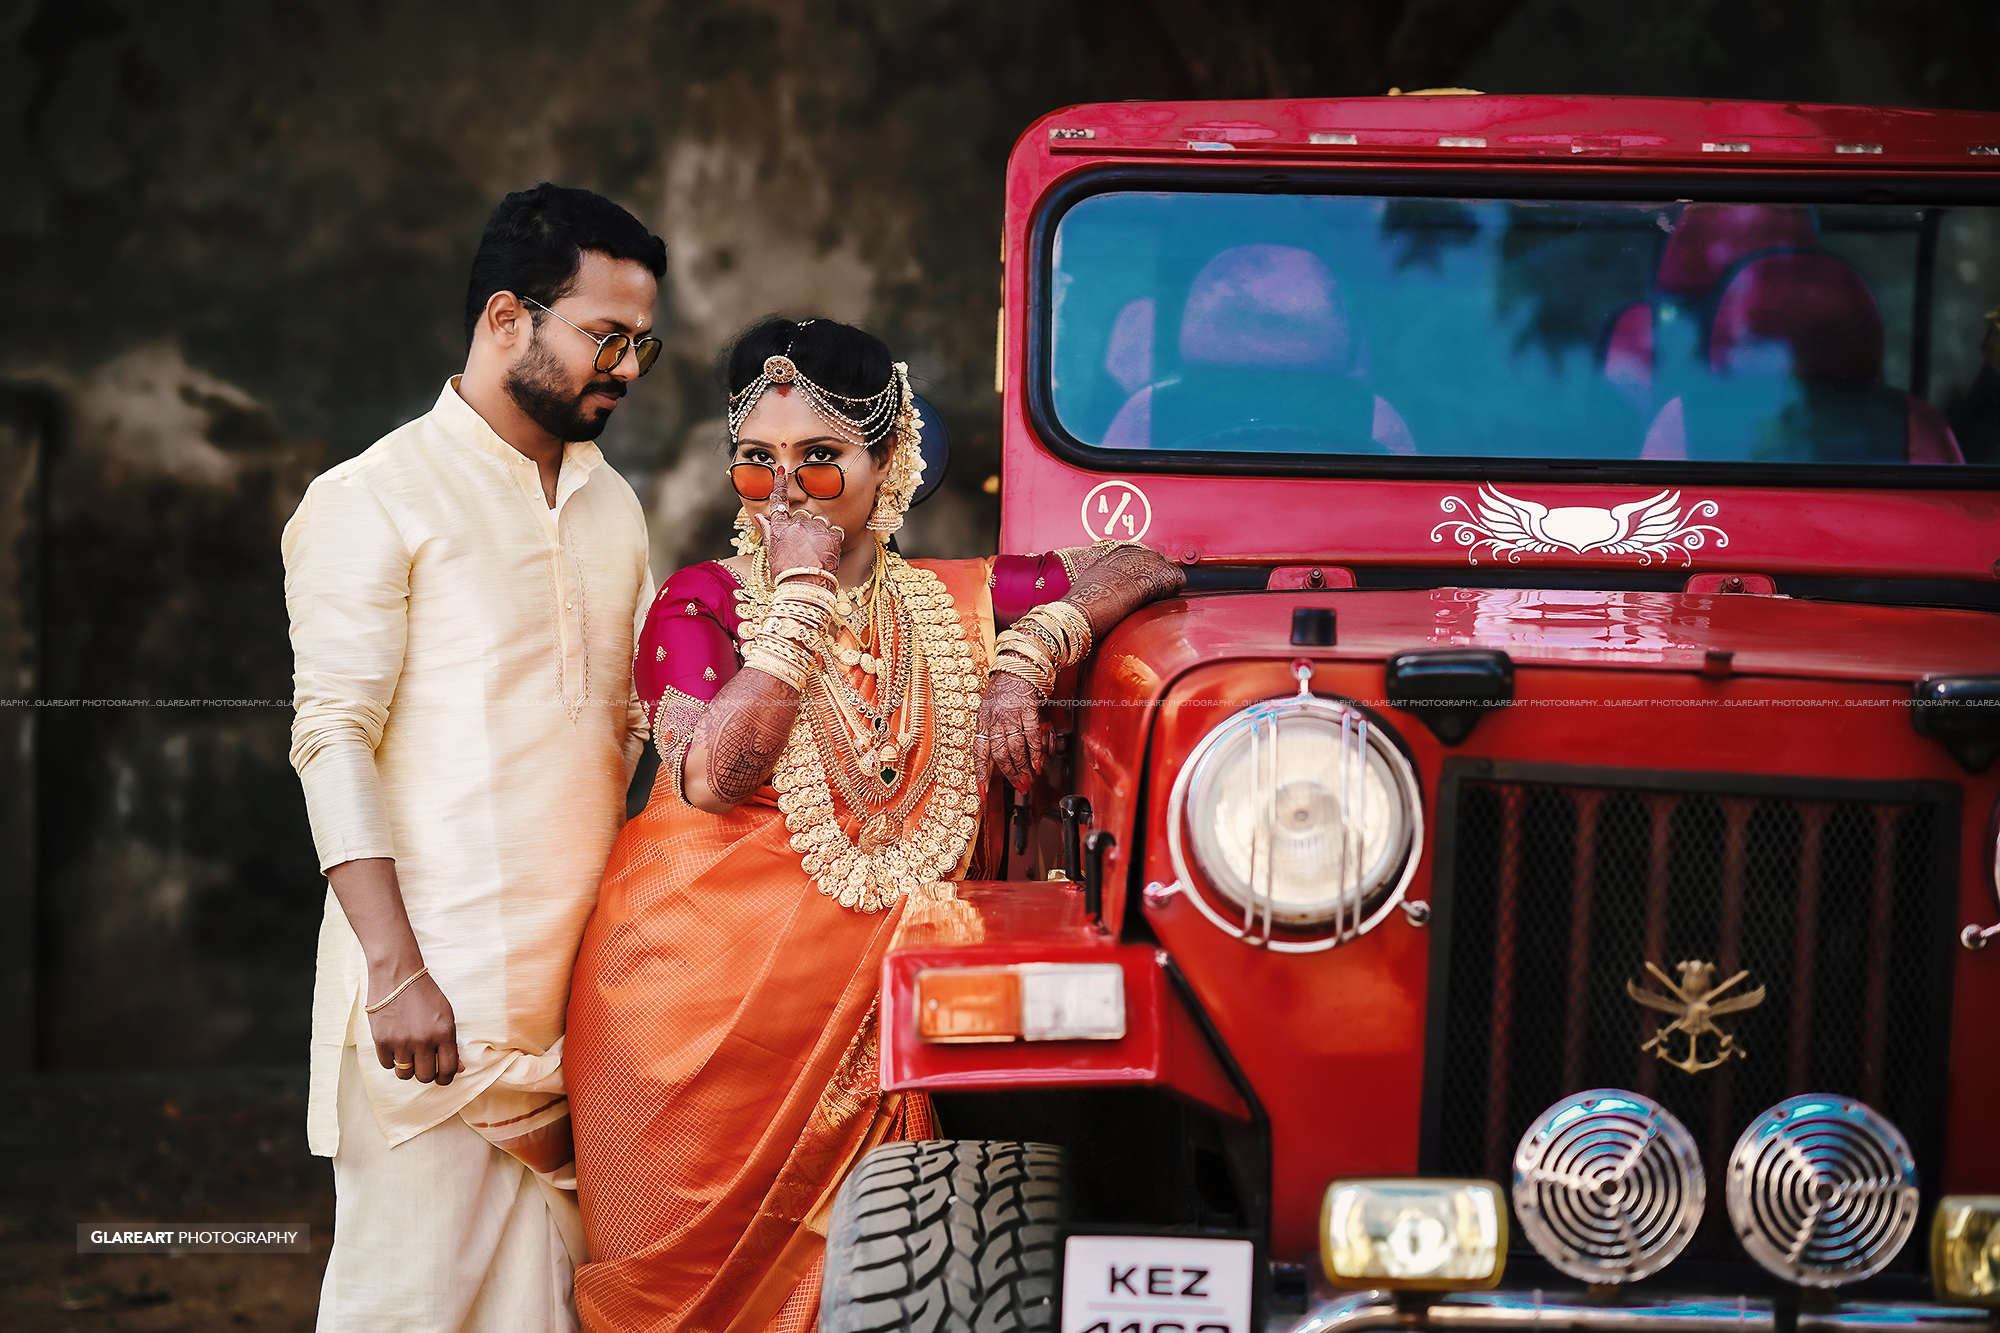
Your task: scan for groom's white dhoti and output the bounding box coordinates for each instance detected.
[319,1047,587,1331]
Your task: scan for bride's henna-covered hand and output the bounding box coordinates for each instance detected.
[686,685,800,812]
[974,671,1045,793]
[758,465,842,575]
[684,469,832,812]
[1063,542,1186,640]
[974,543,1185,792]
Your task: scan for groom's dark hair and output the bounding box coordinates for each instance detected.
[463,183,667,345]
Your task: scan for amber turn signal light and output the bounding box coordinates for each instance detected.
[1933,1196,2000,1306]
[914,964,1125,1043]
[1321,1178,1507,1290]
[916,970,1022,1042]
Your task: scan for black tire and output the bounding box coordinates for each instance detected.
[821,1139,1064,1333]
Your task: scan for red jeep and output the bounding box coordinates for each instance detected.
[822,94,2000,1333]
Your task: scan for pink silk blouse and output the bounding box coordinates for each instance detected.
[635,553,1074,759]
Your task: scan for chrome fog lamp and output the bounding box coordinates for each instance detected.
[1168,675,1421,950]
[1932,1196,2000,1306]
[1727,1095,1920,1287]
[1321,1178,1506,1289]
[1513,1089,1704,1284]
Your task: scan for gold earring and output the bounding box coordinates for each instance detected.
[866,485,905,532]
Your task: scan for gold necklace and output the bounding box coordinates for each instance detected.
[833,556,889,674]
[838,556,883,641]
[806,610,929,807]
[743,549,985,914]
[828,594,910,727]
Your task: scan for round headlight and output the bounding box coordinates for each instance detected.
[1169,691,1420,943]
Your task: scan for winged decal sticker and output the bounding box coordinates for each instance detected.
[1431,486,1728,566]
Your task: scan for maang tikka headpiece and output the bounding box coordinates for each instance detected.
[728,324,925,552]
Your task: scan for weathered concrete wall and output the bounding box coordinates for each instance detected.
[0,0,1093,1069]
[3,0,1996,1072]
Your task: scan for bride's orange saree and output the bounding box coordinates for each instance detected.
[565,554,1061,1333]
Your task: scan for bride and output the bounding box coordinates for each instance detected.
[563,317,1184,1332]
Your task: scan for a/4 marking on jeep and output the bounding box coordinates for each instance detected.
[1081,480,1153,542]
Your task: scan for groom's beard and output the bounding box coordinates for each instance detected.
[503,339,624,442]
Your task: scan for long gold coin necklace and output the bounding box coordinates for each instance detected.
[737,546,985,913]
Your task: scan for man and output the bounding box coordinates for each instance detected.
[284,183,665,1330]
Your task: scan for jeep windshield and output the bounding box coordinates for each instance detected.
[1048,190,2000,470]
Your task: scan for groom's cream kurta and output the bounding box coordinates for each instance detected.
[284,378,649,1329]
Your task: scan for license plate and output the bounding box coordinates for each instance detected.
[1059,1234,1256,1333]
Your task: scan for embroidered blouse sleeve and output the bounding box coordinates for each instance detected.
[634,563,743,794]
[987,552,1074,629]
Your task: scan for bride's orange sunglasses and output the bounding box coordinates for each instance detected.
[728,461,846,502]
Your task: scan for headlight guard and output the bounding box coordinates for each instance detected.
[1167,673,1422,951]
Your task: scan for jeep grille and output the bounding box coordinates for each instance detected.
[1422,760,1960,1272]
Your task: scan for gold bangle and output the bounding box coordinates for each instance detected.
[762,604,831,640]
[991,653,1055,699]
[1038,599,1093,662]
[745,641,810,689]
[748,641,803,678]
[773,581,837,607]
[991,638,1057,692]
[768,616,824,648]
[365,966,430,1014]
[994,629,1055,674]
[1007,649,1056,690]
[745,633,801,666]
[1019,615,1062,659]
[771,587,837,620]
[1010,610,1064,666]
[770,599,834,628]
[1031,609,1086,666]
[760,615,810,642]
[1016,627,1060,670]
[775,566,837,586]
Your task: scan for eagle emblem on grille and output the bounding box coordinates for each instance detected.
[1627,960,1766,1074]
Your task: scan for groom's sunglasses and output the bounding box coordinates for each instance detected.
[518,296,663,376]
[728,461,846,502]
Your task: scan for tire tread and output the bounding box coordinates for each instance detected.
[822,1139,1064,1333]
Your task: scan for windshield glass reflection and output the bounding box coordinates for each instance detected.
[1050,193,2000,467]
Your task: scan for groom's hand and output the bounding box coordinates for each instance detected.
[326,857,463,1086]
[368,965,460,1085]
